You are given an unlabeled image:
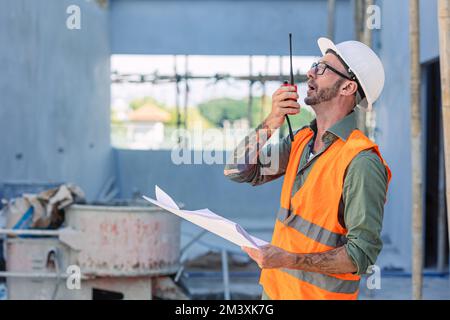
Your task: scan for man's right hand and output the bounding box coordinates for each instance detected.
[264,85,300,130]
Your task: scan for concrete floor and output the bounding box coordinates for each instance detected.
[180,220,450,300]
[0,283,5,300]
[358,274,450,300]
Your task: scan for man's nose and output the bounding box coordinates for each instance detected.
[306,68,315,80]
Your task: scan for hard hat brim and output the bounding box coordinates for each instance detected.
[317,37,372,111]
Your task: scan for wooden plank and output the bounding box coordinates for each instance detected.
[438,0,450,269]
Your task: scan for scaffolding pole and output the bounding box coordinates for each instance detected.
[354,0,369,135]
[354,0,364,42]
[174,55,182,144]
[111,71,307,85]
[184,55,189,130]
[410,0,423,300]
[248,55,254,128]
[363,0,375,140]
[260,56,269,122]
[327,0,336,41]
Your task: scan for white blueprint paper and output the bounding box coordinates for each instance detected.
[142,185,268,250]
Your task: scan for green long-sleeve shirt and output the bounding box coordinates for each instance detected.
[224,111,389,276]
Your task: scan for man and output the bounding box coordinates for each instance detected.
[224,38,392,300]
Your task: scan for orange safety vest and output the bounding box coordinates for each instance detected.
[260,127,392,300]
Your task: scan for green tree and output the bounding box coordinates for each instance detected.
[198,96,315,131]
[198,98,248,127]
[128,96,214,129]
[129,97,166,111]
[165,107,214,129]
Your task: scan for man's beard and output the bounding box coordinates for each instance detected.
[304,78,344,106]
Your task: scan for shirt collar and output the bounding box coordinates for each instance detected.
[308,111,358,143]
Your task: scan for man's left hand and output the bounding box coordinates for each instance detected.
[241,244,294,269]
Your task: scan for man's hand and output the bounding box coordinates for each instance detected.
[242,245,358,274]
[241,244,294,269]
[264,86,300,130]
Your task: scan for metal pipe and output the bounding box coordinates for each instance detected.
[260,56,269,123]
[180,230,208,255]
[0,271,91,281]
[327,0,336,41]
[0,229,60,236]
[174,265,185,283]
[354,0,364,42]
[174,55,181,144]
[248,55,254,128]
[112,72,307,84]
[184,55,190,131]
[221,249,230,300]
[0,271,68,279]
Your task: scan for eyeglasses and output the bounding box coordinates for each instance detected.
[310,62,355,81]
[310,61,366,100]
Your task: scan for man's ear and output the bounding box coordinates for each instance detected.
[341,81,358,96]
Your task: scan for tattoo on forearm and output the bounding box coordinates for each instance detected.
[292,246,357,274]
[252,119,274,162]
[226,119,274,169]
[255,119,274,142]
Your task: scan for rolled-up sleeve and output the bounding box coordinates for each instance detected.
[343,150,389,275]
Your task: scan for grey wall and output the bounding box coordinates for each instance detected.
[375,0,440,272]
[0,0,113,200]
[114,149,283,219]
[110,0,354,55]
[420,0,439,63]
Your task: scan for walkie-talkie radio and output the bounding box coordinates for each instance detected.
[282,33,297,142]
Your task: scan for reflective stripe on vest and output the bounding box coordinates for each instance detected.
[277,207,348,248]
[281,268,360,294]
[259,127,392,300]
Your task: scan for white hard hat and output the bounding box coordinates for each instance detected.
[317,37,385,110]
